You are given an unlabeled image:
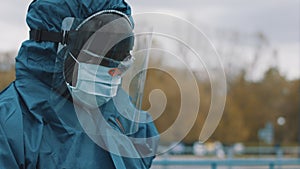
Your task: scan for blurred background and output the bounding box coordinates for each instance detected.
[0,0,299,168]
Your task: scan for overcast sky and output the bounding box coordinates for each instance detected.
[127,0,299,42]
[127,0,300,79]
[0,0,299,79]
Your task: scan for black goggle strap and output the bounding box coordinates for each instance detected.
[29,29,74,45]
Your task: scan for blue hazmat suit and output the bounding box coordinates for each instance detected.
[0,0,159,168]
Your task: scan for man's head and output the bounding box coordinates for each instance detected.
[63,11,134,86]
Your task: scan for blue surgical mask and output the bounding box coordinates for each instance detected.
[66,54,122,108]
[67,87,112,108]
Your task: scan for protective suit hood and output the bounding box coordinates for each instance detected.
[17,0,131,86]
[0,0,159,168]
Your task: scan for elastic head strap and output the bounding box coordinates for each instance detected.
[29,29,74,45]
[29,10,133,45]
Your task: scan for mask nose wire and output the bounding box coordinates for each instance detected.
[69,52,80,64]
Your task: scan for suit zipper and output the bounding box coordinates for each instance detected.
[115,117,125,134]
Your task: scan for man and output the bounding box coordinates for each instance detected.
[0,0,159,168]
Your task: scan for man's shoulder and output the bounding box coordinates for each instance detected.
[0,82,19,104]
[0,82,22,124]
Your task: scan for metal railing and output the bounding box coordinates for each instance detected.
[152,158,300,169]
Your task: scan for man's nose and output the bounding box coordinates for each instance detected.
[108,68,122,77]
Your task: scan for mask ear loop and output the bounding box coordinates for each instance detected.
[69,52,80,64]
[65,52,80,89]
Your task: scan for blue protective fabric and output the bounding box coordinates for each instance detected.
[0,0,159,168]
